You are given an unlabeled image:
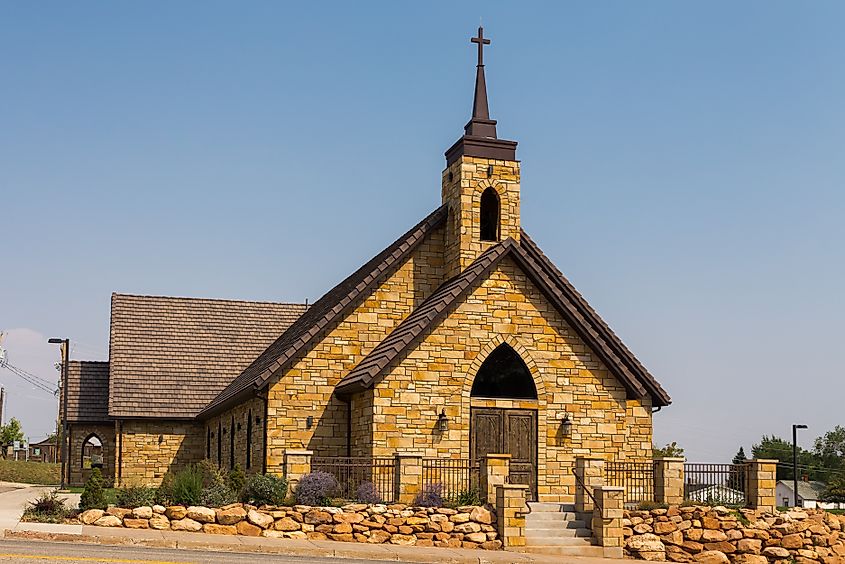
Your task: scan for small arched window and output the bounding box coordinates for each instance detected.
[471,344,537,399]
[480,187,500,242]
[81,434,104,469]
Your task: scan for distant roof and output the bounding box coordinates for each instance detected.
[336,232,670,407]
[199,205,448,419]
[67,361,110,422]
[778,480,827,501]
[108,294,307,419]
[29,438,57,447]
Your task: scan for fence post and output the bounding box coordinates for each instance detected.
[746,458,778,513]
[654,458,685,505]
[394,452,423,504]
[575,456,605,515]
[592,485,625,558]
[283,449,313,494]
[480,453,511,503]
[495,483,530,548]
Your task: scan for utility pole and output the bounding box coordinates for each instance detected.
[792,423,808,507]
[0,387,5,426]
[48,338,69,490]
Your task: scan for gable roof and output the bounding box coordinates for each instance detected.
[335,233,671,407]
[67,361,110,422]
[108,294,307,419]
[198,205,449,419]
[778,480,827,501]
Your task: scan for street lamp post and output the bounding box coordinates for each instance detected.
[48,338,69,491]
[792,423,808,508]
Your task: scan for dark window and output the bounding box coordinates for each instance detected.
[206,427,211,459]
[217,421,222,466]
[471,344,537,399]
[246,410,252,470]
[480,187,500,241]
[230,415,235,469]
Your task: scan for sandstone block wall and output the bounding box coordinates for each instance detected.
[203,397,265,474]
[118,420,204,486]
[68,422,116,487]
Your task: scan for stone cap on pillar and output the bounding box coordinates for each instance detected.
[485,453,512,459]
[746,459,779,464]
[284,449,314,456]
[654,457,686,462]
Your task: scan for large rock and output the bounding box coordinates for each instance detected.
[367,530,391,544]
[334,512,364,524]
[454,522,482,534]
[627,533,667,553]
[247,509,274,529]
[132,506,153,519]
[465,532,488,543]
[106,507,132,519]
[450,512,470,523]
[692,551,729,564]
[123,518,149,529]
[470,507,494,524]
[216,506,247,525]
[79,509,104,525]
[781,532,805,549]
[149,515,170,530]
[93,515,123,527]
[202,523,237,535]
[165,506,187,520]
[236,521,263,536]
[389,534,416,546]
[700,529,728,542]
[304,510,332,525]
[737,538,762,554]
[732,555,768,564]
[762,546,791,559]
[152,505,166,514]
[171,518,202,532]
[274,517,300,532]
[655,521,679,534]
[186,506,216,524]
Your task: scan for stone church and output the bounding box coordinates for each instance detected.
[64,29,670,502]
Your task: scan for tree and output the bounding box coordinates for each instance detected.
[819,473,845,503]
[653,441,685,458]
[732,447,747,465]
[0,418,24,448]
[814,426,845,473]
[728,447,748,490]
[751,435,821,481]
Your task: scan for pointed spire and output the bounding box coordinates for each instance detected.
[445,26,517,165]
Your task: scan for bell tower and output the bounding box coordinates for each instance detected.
[442,27,520,278]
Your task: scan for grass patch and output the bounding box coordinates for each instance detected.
[0,460,59,485]
[828,509,845,515]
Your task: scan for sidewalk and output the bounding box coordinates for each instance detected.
[6,521,622,564]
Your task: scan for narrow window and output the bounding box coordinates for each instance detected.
[480,187,500,241]
[230,415,235,469]
[206,426,211,459]
[246,410,252,470]
[81,434,104,470]
[217,421,222,466]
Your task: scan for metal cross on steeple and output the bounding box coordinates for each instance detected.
[471,26,491,67]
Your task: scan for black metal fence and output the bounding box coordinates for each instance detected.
[606,461,655,507]
[310,456,396,503]
[421,458,480,502]
[684,463,748,506]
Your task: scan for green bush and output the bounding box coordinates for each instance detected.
[22,490,70,523]
[243,473,288,506]
[227,465,246,497]
[79,468,108,511]
[637,500,669,511]
[159,465,204,506]
[453,488,483,507]
[115,486,157,509]
[200,482,237,507]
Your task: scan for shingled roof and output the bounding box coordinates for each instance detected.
[66,361,110,422]
[198,205,448,419]
[335,233,671,407]
[108,294,307,419]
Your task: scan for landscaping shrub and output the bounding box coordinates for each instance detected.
[79,468,108,511]
[294,472,339,506]
[355,481,382,504]
[158,464,204,506]
[453,488,483,507]
[227,465,246,497]
[115,485,157,509]
[242,473,288,506]
[200,481,237,507]
[637,500,669,511]
[413,483,443,507]
[23,490,70,523]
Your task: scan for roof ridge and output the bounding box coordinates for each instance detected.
[111,292,308,308]
[198,205,449,419]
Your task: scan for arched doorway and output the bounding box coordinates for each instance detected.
[469,344,538,500]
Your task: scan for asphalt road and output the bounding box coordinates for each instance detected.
[0,539,396,563]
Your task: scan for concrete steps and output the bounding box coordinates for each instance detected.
[522,501,608,557]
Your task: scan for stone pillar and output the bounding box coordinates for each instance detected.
[746,459,778,514]
[495,483,530,548]
[592,486,624,558]
[654,457,685,505]
[480,453,511,503]
[574,456,605,515]
[282,449,312,495]
[394,452,423,504]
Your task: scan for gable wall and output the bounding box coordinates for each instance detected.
[117,420,204,486]
[264,224,446,469]
[369,256,652,502]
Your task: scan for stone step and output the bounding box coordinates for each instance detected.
[525,519,587,531]
[526,528,593,540]
[527,502,575,513]
[525,511,577,522]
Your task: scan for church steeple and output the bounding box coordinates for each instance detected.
[445,27,517,165]
[442,27,521,278]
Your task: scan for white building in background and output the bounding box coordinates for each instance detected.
[777,479,845,509]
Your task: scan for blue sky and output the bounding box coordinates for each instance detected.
[2,2,843,460]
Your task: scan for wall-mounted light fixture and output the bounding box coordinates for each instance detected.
[158,435,164,444]
[486,165,494,178]
[306,416,314,429]
[437,409,449,433]
[237,423,242,432]
[255,416,261,424]
[560,413,573,436]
